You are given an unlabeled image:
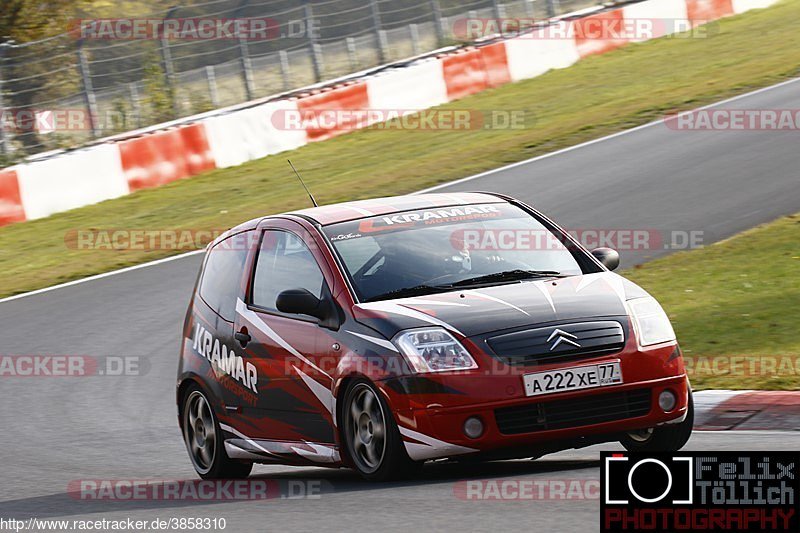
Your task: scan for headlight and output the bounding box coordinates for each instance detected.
[393,327,478,373]
[626,296,676,347]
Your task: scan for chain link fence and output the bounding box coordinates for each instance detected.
[0,0,602,163]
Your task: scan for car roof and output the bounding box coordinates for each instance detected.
[216,192,509,245]
[288,192,506,226]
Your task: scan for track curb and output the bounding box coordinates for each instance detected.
[694,390,799,431]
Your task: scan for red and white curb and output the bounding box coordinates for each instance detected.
[694,390,799,431]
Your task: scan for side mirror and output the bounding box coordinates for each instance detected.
[591,247,620,271]
[276,288,342,329]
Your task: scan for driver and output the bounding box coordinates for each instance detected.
[374,229,472,288]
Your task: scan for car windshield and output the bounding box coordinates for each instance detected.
[323,203,593,302]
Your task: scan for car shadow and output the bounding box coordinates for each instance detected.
[0,458,599,519]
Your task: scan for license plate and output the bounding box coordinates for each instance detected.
[523,361,623,397]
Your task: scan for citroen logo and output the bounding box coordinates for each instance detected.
[547,329,581,351]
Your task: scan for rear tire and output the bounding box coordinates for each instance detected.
[182,385,253,479]
[341,379,420,481]
[620,390,694,452]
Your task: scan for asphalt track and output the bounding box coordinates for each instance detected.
[1,78,799,532]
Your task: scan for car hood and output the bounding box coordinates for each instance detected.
[352,272,649,339]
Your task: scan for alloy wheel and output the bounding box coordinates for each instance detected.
[347,384,387,473]
[183,391,217,474]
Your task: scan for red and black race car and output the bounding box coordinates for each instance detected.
[177,192,692,480]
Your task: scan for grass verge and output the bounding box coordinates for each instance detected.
[627,213,800,390]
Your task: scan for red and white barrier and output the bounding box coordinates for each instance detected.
[296,82,371,142]
[574,9,630,58]
[0,0,778,227]
[685,0,734,21]
[440,44,512,101]
[119,123,215,192]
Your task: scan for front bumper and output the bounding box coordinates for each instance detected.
[385,339,689,461]
[395,374,688,459]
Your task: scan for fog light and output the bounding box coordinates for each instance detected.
[463,416,484,439]
[659,390,677,412]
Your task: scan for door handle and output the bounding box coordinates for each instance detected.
[235,329,251,347]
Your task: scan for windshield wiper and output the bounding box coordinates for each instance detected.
[449,269,564,288]
[366,284,452,302]
[365,271,565,301]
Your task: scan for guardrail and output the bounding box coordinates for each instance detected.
[0,0,602,162]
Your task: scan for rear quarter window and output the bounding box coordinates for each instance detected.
[198,232,253,321]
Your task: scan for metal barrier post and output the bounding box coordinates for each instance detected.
[524,0,536,18]
[205,66,219,108]
[76,41,100,138]
[370,0,388,64]
[305,3,324,82]
[159,9,179,116]
[410,24,421,56]
[546,0,561,18]
[236,0,255,101]
[346,37,360,71]
[279,50,292,91]
[492,0,506,20]
[0,43,10,156]
[129,82,142,129]
[430,0,446,46]
[238,37,256,100]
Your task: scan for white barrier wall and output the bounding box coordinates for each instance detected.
[367,59,450,111]
[203,99,308,169]
[732,0,775,12]
[623,0,690,41]
[16,144,128,220]
[504,22,581,82]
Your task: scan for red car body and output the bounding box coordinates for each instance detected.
[177,192,690,476]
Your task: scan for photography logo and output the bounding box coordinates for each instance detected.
[601,452,798,532]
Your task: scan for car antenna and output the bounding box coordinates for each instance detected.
[287,159,318,208]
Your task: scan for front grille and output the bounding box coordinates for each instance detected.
[486,320,626,366]
[495,388,651,435]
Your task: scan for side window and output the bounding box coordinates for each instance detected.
[252,230,325,313]
[198,233,252,321]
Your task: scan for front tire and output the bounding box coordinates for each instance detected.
[341,379,419,481]
[620,390,694,452]
[182,385,252,479]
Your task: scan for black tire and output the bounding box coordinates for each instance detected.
[182,385,253,480]
[341,379,420,481]
[620,390,694,452]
